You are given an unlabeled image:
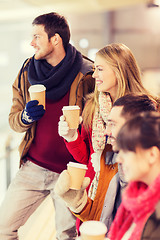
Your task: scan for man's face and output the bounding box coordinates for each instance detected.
[105,106,126,152]
[30,24,54,61]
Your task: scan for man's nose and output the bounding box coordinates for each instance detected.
[104,125,112,137]
[30,39,35,47]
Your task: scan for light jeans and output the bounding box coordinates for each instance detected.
[0,161,77,240]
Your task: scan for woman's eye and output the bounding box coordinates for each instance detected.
[98,68,103,71]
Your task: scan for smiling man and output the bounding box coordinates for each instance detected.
[105,94,158,152]
[54,93,157,234]
[0,12,95,240]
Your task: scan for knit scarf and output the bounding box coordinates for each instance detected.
[28,44,83,101]
[108,174,160,240]
[89,92,112,200]
[92,92,112,152]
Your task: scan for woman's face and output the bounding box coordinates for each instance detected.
[117,148,151,183]
[92,55,118,98]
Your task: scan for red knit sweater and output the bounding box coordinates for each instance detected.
[27,92,77,173]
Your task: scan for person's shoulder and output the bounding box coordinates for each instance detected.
[18,57,32,88]
[141,201,160,239]
[20,57,32,72]
[80,55,94,75]
[154,201,160,220]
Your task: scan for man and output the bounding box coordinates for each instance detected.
[0,12,94,240]
[55,94,157,233]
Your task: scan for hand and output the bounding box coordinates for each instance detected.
[58,115,78,142]
[54,170,90,213]
[21,100,45,124]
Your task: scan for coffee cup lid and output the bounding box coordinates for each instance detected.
[67,162,87,170]
[79,221,107,235]
[62,105,80,111]
[29,84,46,92]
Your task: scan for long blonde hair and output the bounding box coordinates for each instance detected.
[82,43,159,131]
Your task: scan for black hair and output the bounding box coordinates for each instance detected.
[117,111,160,152]
[113,93,157,120]
[32,12,70,49]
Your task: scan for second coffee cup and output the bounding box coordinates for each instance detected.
[67,162,87,190]
[62,105,80,129]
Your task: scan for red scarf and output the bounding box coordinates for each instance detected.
[108,174,160,240]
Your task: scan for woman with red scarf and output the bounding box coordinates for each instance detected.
[108,111,160,240]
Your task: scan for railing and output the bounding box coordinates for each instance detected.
[0,134,19,204]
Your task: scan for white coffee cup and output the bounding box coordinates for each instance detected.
[79,221,107,240]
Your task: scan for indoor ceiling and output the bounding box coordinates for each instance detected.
[0,0,147,22]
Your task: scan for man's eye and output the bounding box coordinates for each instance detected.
[107,122,116,127]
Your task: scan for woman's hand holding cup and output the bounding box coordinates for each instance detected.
[58,115,78,142]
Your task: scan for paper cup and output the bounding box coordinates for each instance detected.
[67,162,87,190]
[80,221,107,240]
[62,105,80,129]
[29,84,46,109]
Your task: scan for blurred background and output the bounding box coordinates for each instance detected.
[0,0,160,239]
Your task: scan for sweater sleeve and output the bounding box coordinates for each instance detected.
[9,70,33,133]
[65,126,91,165]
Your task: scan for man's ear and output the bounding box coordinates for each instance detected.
[51,33,61,46]
[148,146,160,165]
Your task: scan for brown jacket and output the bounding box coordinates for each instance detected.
[9,58,95,166]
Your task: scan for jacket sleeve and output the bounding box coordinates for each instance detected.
[8,70,33,133]
[65,125,91,165]
[72,198,94,222]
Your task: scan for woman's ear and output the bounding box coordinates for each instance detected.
[148,146,160,165]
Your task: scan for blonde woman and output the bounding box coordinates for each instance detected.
[59,43,159,184]
[58,43,159,232]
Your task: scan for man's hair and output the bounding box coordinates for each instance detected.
[113,93,157,120]
[32,12,70,49]
[117,111,160,152]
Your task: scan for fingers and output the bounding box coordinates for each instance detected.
[26,100,39,108]
[60,115,66,121]
[81,177,90,190]
[54,170,71,195]
[58,115,69,136]
[28,104,44,114]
